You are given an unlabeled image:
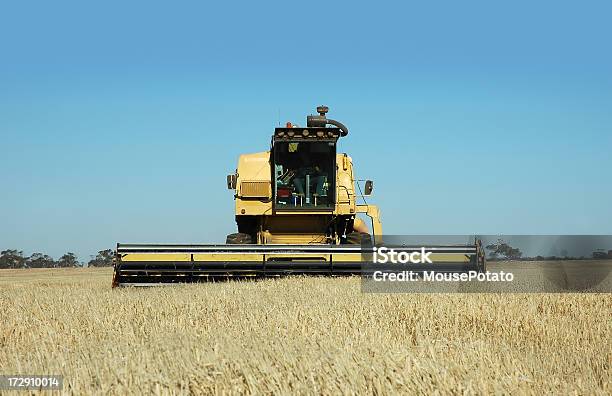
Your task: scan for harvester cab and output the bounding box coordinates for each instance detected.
[273,106,347,213]
[226,106,380,246]
[272,138,336,210]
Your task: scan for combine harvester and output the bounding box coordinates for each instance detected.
[113,106,485,286]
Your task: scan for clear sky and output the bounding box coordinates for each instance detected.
[1,1,611,262]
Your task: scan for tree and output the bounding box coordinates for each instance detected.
[26,253,56,268]
[87,249,114,267]
[0,249,27,269]
[58,252,80,267]
[485,239,523,260]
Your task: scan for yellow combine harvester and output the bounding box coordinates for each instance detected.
[112,106,485,286]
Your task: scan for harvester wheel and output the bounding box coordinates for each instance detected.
[346,232,372,246]
[226,233,253,244]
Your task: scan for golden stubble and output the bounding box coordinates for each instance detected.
[1,268,610,395]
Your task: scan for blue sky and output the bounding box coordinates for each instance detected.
[1,1,611,261]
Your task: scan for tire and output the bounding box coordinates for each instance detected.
[226,233,253,244]
[345,232,372,247]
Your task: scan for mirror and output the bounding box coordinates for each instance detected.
[364,180,373,195]
[227,174,237,190]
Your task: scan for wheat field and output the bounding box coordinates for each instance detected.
[1,268,610,394]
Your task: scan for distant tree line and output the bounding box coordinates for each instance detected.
[485,239,523,260]
[0,249,114,269]
[484,239,612,261]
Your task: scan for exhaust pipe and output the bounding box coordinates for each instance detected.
[306,105,349,136]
